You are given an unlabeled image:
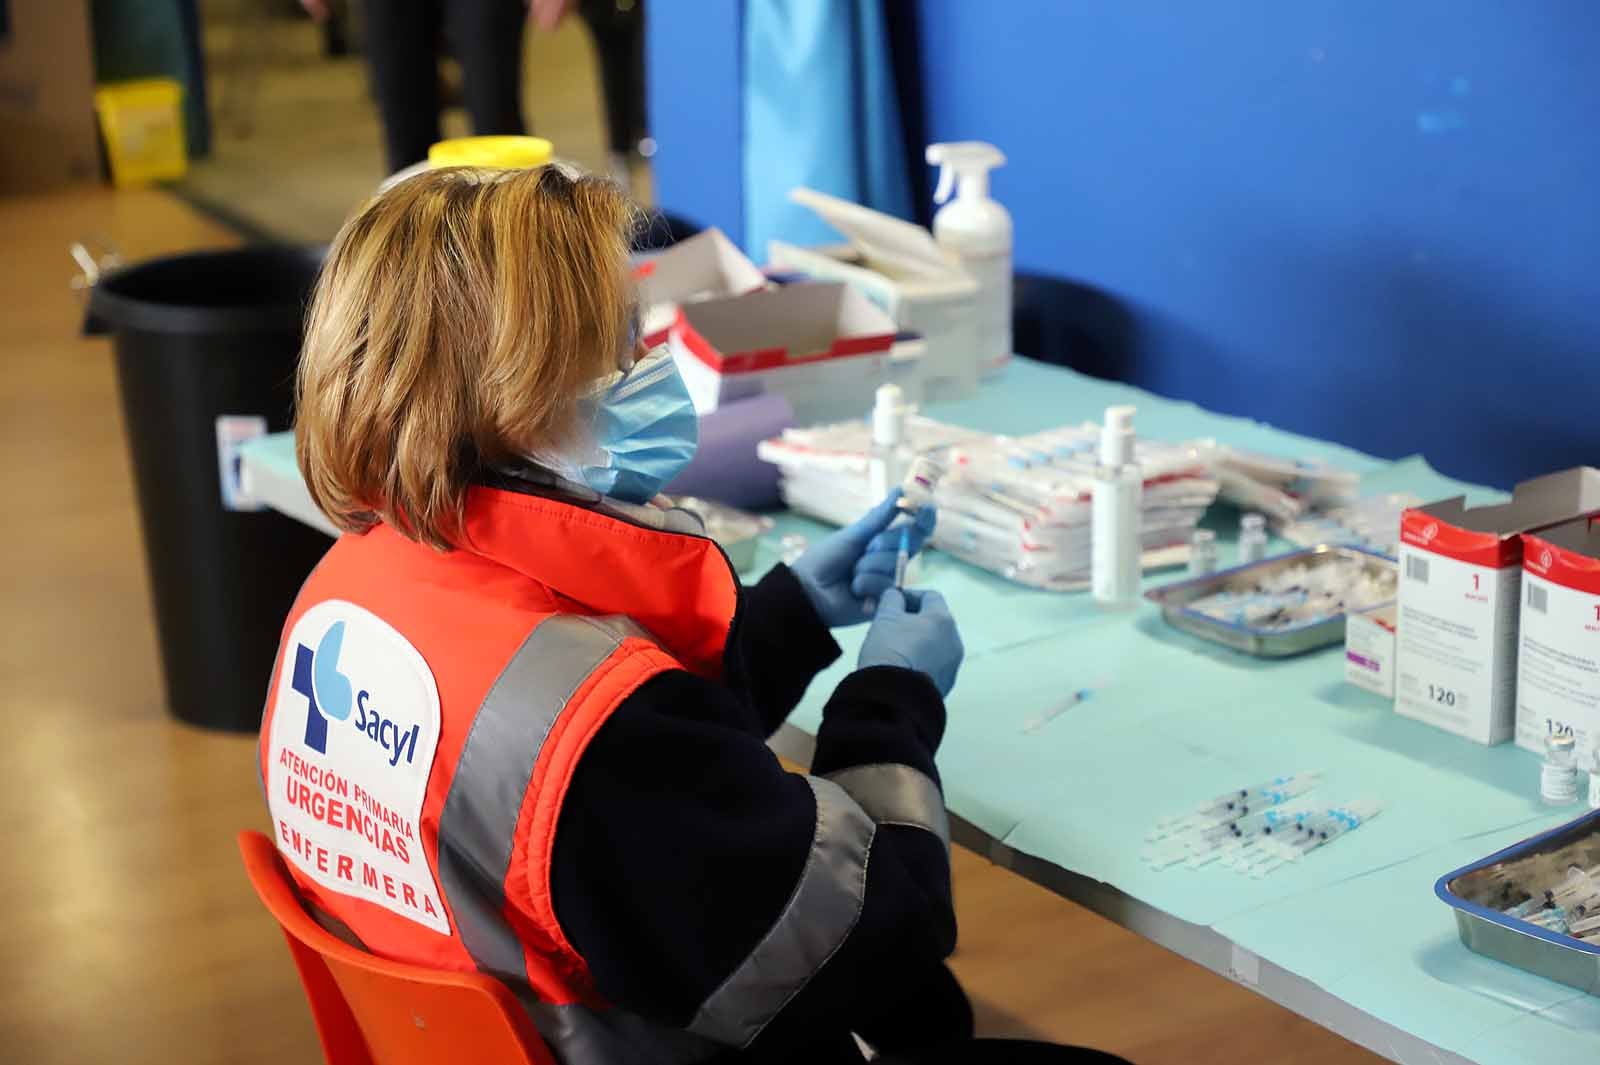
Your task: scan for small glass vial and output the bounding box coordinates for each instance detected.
[1189,528,1218,576]
[1238,513,1269,564]
[1542,733,1579,806]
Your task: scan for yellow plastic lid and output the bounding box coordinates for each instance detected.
[427,136,554,170]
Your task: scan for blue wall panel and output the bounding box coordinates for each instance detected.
[915,1,1600,487]
[645,0,744,239]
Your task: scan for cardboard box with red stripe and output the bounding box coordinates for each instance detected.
[634,228,767,347]
[667,282,901,424]
[1395,468,1600,744]
[1515,518,1600,758]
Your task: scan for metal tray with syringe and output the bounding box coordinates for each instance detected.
[1144,545,1398,658]
[1436,809,1600,995]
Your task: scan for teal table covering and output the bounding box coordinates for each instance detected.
[748,361,1593,1064]
[243,360,1595,1062]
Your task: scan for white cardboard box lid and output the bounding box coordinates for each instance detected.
[789,186,953,272]
[768,239,976,300]
[635,227,766,309]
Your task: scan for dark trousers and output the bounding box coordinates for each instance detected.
[362,0,528,172]
[578,0,647,155]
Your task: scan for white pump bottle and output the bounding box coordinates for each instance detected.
[1091,405,1143,609]
[927,141,1012,378]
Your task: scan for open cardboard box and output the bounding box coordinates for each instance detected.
[634,228,767,346]
[1396,467,1600,744]
[771,187,980,403]
[1516,516,1600,756]
[667,282,901,424]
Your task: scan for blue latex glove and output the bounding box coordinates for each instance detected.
[851,503,937,604]
[791,491,936,628]
[857,588,963,697]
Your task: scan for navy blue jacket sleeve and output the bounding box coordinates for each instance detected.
[549,659,962,1062]
[722,564,840,737]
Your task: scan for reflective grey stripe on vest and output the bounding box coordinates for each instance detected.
[824,763,949,850]
[527,1000,726,1065]
[436,614,718,1065]
[688,776,877,1048]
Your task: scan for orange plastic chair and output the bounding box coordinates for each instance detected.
[237,831,555,1065]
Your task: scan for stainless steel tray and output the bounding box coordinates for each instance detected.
[1436,810,1600,995]
[1143,544,1397,658]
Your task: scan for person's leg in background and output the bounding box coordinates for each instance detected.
[578,0,648,186]
[362,0,445,172]
[446,0,529,137]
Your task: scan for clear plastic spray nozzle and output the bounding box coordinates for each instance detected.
[927,141,1007,204]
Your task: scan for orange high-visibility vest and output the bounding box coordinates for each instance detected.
[259,486,742,1063]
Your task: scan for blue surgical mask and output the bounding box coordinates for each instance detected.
[569,345,699,503]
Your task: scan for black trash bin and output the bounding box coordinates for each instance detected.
[84,246,334,732]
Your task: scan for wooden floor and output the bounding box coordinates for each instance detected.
[0,185,1383,1064]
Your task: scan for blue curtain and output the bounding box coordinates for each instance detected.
[742,0,914,255]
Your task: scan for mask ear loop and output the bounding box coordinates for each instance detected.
[616,302,642,379]
[566,301,643,450]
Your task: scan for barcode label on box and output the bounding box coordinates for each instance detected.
[1406,555,1430,584]
[1527,583,1549,614]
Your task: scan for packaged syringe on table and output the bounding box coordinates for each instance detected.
[762,417,1220,590]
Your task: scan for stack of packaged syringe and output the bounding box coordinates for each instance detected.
[1278,493,1421,559]
[1214,447,1361,525]
[760,416,1220,590]
[1142,773,1384,878]
[758,414,991,526]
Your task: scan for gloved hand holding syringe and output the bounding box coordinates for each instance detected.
[856,457,945,612]
[788,489,937,627]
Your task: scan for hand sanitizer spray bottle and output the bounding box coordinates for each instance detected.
[927,141,1012,379]
[1092,405,1142,609]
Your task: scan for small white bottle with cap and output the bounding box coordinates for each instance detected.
[1542,732,1579,806]
[869,382,921,586]
[869,383,910,500]
[1189,529,1218,577]
[1238,513,1269,564]
[927,141,1012,379]
[1092,405,1142,609]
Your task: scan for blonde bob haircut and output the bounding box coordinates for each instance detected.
[296,165,637,549]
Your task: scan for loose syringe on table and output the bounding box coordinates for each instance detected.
[1143,773,1384,877]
